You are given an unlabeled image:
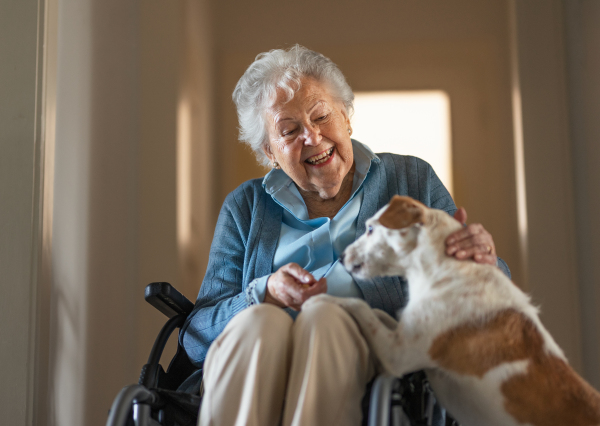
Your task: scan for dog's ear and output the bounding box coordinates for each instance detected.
[379,196,425,230]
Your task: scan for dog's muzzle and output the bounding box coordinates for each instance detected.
[340,253,363,274]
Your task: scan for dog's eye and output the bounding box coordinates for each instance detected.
[367,225,373,236]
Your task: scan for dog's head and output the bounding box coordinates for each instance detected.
[342,195,450,279]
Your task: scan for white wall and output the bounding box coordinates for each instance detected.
[510,0,582,372]
[0,0,213,423]
[50,0,143,423]
[0,0,46,424]
[46,0,212,424]
[564,0,600,388]
[510,0,600,385]
[506,0,600,387]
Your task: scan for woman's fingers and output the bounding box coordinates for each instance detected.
[445,212,497,266]
[454,243,493,259]
[267,264,327,310]
[278,278,326,311]
[448,235,495,259]
[301,277,327,299]
[285,276,327,310]
[453,207,467,225]
[446,223,484,246]
[452,242,497,266]
[474,253,497,265]
[447,232,489,253]
[281,262,317,285]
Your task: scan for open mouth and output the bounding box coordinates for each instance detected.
[305,147,334,165]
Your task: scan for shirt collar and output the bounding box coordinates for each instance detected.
[262,139,379,219]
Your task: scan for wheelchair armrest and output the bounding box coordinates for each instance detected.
[145,282,195,318]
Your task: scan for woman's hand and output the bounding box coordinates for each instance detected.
[265,263,327,311]
[445,207,497,265]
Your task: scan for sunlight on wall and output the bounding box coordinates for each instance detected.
[508,0,529,288]
[177,96,192,281]
[352,91,453,195]
[177,97,192,246]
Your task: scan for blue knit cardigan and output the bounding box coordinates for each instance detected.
[180,153,510,374]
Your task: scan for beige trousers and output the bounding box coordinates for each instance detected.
[198,301,376,426]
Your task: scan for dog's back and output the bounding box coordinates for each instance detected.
[426,304,600,425]
[417,207,600,426]
[341,196,600,426]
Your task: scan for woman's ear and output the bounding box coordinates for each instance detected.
[262,143,275,163]
[341,107,352,135]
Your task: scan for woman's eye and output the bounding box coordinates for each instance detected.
[367,225,373,235]
[316,114,328,121]
[282,128,297,137]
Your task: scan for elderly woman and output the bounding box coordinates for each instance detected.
[180,45,509,426]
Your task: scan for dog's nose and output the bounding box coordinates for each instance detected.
[339,253,345,264]
[351,263,363,273]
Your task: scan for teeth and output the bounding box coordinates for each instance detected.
[306,148,334,165]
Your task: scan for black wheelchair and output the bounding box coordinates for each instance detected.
[107,282,458,426]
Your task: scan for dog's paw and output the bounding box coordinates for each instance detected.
[373,309,399,330]
[336,297,371,314]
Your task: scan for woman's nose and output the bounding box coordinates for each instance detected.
[302,124,321,146]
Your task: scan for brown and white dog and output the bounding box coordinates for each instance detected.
[308,195,600,426]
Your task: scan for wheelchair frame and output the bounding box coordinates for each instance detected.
[107,282,455,426]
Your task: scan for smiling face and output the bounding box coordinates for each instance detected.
[262,77,354,200]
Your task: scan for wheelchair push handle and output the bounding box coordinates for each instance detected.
[145,282,194,318]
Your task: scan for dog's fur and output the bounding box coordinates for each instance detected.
[307,195,600,426]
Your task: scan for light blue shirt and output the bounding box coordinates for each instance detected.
[246,140,378,312]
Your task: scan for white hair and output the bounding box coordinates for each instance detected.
[232,45,355,166]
